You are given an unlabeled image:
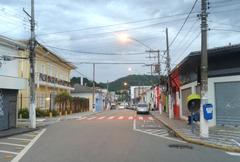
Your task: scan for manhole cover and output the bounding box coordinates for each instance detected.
[168,144,193,149]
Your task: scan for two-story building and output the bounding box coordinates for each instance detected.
[169,44,240,127]
[0,35,27,130]
[18,41,76,111]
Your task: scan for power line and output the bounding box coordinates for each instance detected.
[210,0,239,5]
[39,16,197,43]
[37,12,198,36]
[63,62,147,65]
[44,45,148,55]
[172,31,201,65]
[172,19,200,52]
[209,20,240,29]
[210,28,240,33]
[169,0,199,47]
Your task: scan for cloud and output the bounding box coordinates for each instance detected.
[0,0,239,82]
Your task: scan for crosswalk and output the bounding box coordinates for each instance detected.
[175,128,240,148]
[0,129,46,162]
[76,116,154,121]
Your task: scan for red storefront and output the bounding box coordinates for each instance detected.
[154,86,160,110]
[170,68,181,119]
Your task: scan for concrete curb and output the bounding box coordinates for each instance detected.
[150,112,240,153]
[2,111,103,139]
[0,127,42,139]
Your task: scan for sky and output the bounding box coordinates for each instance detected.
[0,0,240,82]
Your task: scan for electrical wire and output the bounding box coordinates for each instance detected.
[39,16,197,43]
[172,31,201,65]
[210,28,240,33]
[44,45,148,56]
[37,12,198,36]
[171,19,200,52]
[169,0,199,48]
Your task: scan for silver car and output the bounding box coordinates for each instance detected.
[136,103,149,114]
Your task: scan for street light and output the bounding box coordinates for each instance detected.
[123,82,128,86]
[116,32,152,50]
[128,67,132,72]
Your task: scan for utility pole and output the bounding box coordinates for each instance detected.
[146,49,161,113]
[200,0,209,138]
[166,28,172,118]
[92,63,96,111]
[23,0,36,128]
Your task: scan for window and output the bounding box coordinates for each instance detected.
[41,64,45,74]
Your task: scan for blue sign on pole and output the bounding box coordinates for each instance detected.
[203,104,213,120]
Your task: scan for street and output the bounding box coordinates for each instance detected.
[0,110,236,162]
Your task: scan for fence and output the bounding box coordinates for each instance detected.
[17,95,89,113]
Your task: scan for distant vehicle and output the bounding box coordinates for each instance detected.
[136,103,149,114]
[118,102,125,109]
[132,104,137,111]
[110,103,116,110]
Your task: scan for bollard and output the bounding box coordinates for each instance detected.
[49,112,52,118]
[65,110,68,116]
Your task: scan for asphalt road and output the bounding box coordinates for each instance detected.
[18,110,239,162]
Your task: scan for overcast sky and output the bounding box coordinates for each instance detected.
[0,0,239,82]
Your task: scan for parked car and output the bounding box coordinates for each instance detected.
[110,103,117,110]
[136,103,149,114]
[118,102,125,109]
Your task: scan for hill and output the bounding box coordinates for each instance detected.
[71,75,166,92]
[105,75,166,91]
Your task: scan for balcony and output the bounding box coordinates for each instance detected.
[36,72,74,90]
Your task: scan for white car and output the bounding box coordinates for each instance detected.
[136,103,149,114]
[118,103,125,109]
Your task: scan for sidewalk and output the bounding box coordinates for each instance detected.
[17,111,99,127]
[151,111,240,153]
[0,111,99,139]
[0,127,39,138]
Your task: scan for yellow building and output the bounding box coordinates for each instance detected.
[18,42,76,111]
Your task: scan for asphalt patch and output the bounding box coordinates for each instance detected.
[168,144,193,149]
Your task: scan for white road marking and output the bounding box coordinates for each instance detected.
[226,152,240,156]
[97,116,106,120]
[231,139,240,147]
[148,117,154,120]
[138,116,143,120]
[146,129,167,134]
[135,128,186,143]
[133,119,136,130]
[22,134,36,138]
[118,116,124,120]
[0,142,26,147]
[156,132,169,136]
[107,116,115,120]
[87,117,97,120]
[133,118,185,143]
[77,117,87,120]
[0,150,18,155]
[8,137,31,142]
[128,116,134,120]
[11,128,46,162]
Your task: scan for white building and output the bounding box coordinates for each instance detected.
[71,84,106,112]
[0,36,27,130]
[169,44,240,127]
